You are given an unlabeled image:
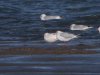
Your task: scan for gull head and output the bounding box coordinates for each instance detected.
[70,24,76,30]
[40,14,46,20]
[41,14,46,17]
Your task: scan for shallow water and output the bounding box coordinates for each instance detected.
[0,0,100,74]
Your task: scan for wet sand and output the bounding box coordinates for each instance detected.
[0,46,98,55]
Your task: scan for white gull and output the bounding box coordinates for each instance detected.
[56,31,78,42]
[40,14,61,21]
[70,24,93,30]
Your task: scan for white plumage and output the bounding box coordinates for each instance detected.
[70,24,93,30]
[44,33,58,43]
[40,14,62,21]
[56,31,78,41]
[98,27,100,33]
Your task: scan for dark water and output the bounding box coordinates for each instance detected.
[0,0,100,74]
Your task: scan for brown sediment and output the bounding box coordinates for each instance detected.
[0,46,98,55]
[72,44,99,49]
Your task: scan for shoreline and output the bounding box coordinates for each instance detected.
[0,46,98,55]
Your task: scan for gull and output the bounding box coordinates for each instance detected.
[40,14,62,21]
[70,24,93,30]
[56,31,78,42]
[98,27,100,33]
[44,33,58,43]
